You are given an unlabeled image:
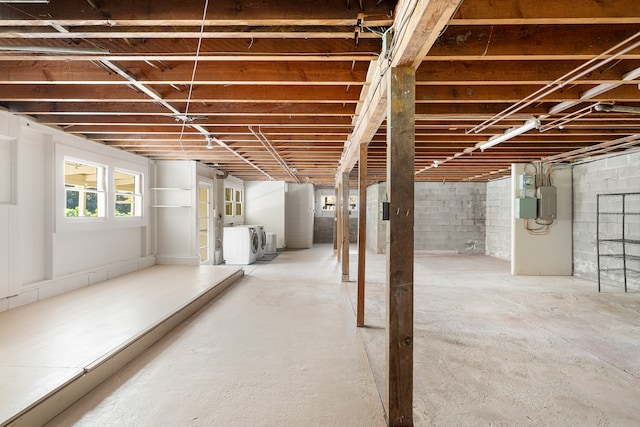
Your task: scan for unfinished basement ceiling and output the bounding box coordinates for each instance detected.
[1,0,640,184]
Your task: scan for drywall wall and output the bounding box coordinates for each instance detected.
[486,177,512,260]
[0,110,153,312]
[511,164,572,275]
[366,183,387,254]
[285,183,314,249]
[151,160,198,265]
[245,180,286,249]
[573,151,640,283]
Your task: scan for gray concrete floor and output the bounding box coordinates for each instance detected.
[347,250,640,426]
[46,245,385,427]
[46,245,640,426]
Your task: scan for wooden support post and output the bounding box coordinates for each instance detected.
[385,66,415,427]
[333,186,338,251]
[341,171,350,281]
[336,183,342,261]
[357,144,367,326]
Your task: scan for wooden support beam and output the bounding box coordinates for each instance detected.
[385,67,415,427]
[357,144,367,326]
[338,0,463,174]
[341,171,350,282]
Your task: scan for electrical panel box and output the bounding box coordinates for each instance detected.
[381,202,390,221]
[515,197,537,219]
[518,173,536,198]
[537,186,557,220]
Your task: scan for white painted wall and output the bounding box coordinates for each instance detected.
[245,181,286,249]
[151,160,198,265]
[150,160,225,265]
[0,110,153,311]
[285,183,314,249]
[511,164,573,275]
[486,177,512,260]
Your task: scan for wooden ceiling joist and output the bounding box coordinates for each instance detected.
[1,0,640,183]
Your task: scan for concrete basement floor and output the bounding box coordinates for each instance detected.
[47,245,640,426]
[46,245,386,427]
[347,250,640,426]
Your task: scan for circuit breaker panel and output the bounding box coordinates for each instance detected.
[514,168,557,221]
[537,186,557,220]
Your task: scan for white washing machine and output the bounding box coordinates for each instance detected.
[243,225,266,259]
[223,226,259,265]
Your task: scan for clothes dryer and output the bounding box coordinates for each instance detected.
[242,225,266,258]
[223,226,259,265]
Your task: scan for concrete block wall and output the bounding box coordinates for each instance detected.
[573,151,640,283]
[485,177,512,260]
[313,217,357,244]
[414,182,486,254]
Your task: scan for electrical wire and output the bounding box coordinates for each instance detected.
[177,0,210,158]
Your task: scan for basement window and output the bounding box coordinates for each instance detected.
[349,195,357,211]
[235,189,243,216]
[114,170,142,217]
[322,196,335,211]
[224,187,233,216]
[224,187,243,217]
[64,159,105,218]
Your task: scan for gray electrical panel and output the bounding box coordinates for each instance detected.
[518,173,536,198]
[515,197,537,219]
[537,186,557,220]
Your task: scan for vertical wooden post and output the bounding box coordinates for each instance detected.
[341,171,350,281]
[336,183,342,261]
[385,67,415,427]
[357,144,367,326]
[333,187,338,251]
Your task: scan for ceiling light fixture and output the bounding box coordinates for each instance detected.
[479,118,540,152]
[549,65,640,115]
[0,45,109,54]
[594,104,640,114]
[205,136,215,149]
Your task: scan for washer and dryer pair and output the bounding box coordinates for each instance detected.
[222,225,266,265]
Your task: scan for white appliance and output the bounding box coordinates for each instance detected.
[243,225,266,258]
[265,232,277,255]
[223,226,259,265]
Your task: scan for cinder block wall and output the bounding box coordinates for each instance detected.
[485,177,512,260]
[313,217,357,244]
[414,182,486,253]
[573,151,640,282]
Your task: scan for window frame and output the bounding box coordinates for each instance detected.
[114,168,143,218]
[64,158,106,219]
[224,186,244,219]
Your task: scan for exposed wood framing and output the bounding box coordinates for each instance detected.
[2,0,640,183]
[341,171,350,282]
[385,66,415,427]
[357,143,367,327]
